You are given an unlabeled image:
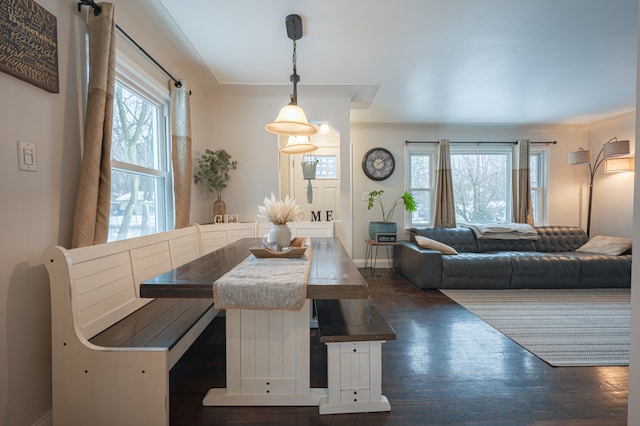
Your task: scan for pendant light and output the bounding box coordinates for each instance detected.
[280,135,319,154]
[265,14,318,137]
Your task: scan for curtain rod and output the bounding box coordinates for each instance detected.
[77,0,185,90]
[406,140,557,145]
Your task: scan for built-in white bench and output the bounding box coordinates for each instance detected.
[43,221,333,425]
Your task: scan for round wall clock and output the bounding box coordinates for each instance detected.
[362,147,395,181]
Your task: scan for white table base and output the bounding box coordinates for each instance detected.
[203,301,325,406]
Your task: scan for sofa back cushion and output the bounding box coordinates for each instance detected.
[410,227,479,252]
[476,238,537,252]
[534,226,588,252]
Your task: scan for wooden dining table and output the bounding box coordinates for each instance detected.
[140,237,368,407]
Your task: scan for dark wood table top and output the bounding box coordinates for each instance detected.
[140,237,368,300]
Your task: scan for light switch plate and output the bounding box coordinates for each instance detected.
[18,140,37,172]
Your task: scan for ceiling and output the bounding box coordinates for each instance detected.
[152,0,638,125]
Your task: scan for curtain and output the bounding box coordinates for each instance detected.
[71,3,116,248]
[171,80,192,228]
[512,139,534,225]
[434,139,456,228]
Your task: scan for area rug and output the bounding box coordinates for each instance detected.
[439,289,630,367]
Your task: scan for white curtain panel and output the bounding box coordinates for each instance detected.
[171,80,192,229]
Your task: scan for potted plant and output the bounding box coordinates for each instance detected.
[257,193,303,250]
[367,190,417,240]
[193,148,237,217]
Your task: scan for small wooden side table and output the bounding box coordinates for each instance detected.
[364,240,401,277]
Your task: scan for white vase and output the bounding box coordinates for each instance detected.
[268,224,292,250]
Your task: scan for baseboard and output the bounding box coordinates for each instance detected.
[32,410,52,426]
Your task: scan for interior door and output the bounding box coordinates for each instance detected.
[291,146,340,221]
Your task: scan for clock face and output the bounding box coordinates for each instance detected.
[362,148,395,181]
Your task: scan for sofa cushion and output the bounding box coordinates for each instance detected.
[506,252,580,288]
[441,253,511,289]
[476,238,536,252]
[410,227,479,252]
[415,235,458,255]
[564,252,632,288]
[576,235,632,256]
[534,226,589,252]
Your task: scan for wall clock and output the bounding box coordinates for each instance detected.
[362,148,395,181]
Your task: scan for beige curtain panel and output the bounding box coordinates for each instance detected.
[434,139,456,228]
[71,3,117,248]
[512,139,534,225]
[171,80,192,229]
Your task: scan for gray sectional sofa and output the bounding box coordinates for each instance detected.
[397,226,631,289]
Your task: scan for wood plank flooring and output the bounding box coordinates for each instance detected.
[169,269,628,425]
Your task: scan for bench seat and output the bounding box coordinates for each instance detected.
[89,298,215,366]
[316,298,395,415]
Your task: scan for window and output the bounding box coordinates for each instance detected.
[529,150,547,224]
[407,148,435,227]
[314,155,338,179]
[108,63,172,241]
[407,143,547,227]
[451,148,510,223]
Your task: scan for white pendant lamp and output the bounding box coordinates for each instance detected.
[265,14,318,138]
[280,135,318,154]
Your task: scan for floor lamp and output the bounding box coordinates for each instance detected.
[568,137,631,237]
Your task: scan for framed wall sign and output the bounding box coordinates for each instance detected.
[0,0,59,93]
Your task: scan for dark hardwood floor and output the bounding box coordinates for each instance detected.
[169,269,628,425]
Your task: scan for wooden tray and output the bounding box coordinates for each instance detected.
[250,246,307,258]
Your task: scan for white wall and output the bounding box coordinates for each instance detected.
[626,2,640,421]
[583,112,635,238]
[0,1,212,423]
[202,89,354,252]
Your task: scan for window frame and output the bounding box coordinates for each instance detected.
[405,145,437,228]
[106,54,174,241]
[406,142,548,228]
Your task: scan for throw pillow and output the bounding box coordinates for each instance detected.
[415,235,458,255]
[576,235,632,256]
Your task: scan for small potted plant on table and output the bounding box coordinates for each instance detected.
[367,190,416,240]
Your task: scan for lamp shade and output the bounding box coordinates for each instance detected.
[603,139,630,158]
[568,149,592,165]
[280,135,318,154]
[604,157,634,173]
[266,104,318,136]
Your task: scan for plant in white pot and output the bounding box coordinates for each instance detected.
[367,190,417,240]
[193,149,237,217]
[257,193,304,250]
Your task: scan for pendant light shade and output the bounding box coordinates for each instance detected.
[266,104,317,136]
[266,14,318,137]
[280,135,318,154]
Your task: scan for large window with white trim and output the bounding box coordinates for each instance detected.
[407,144,547,227]
[108,64,173,241]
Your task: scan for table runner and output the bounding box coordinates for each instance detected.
[213,245,311,311]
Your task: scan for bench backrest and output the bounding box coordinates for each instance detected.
[256,221,334,239]
[45,227,199,340]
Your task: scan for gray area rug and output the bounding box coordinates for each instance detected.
[440,289,630,367]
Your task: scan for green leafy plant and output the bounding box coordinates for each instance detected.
[367,190,417,223]
[193,149,237,200]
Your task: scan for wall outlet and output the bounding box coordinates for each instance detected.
[362,192,369,201]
